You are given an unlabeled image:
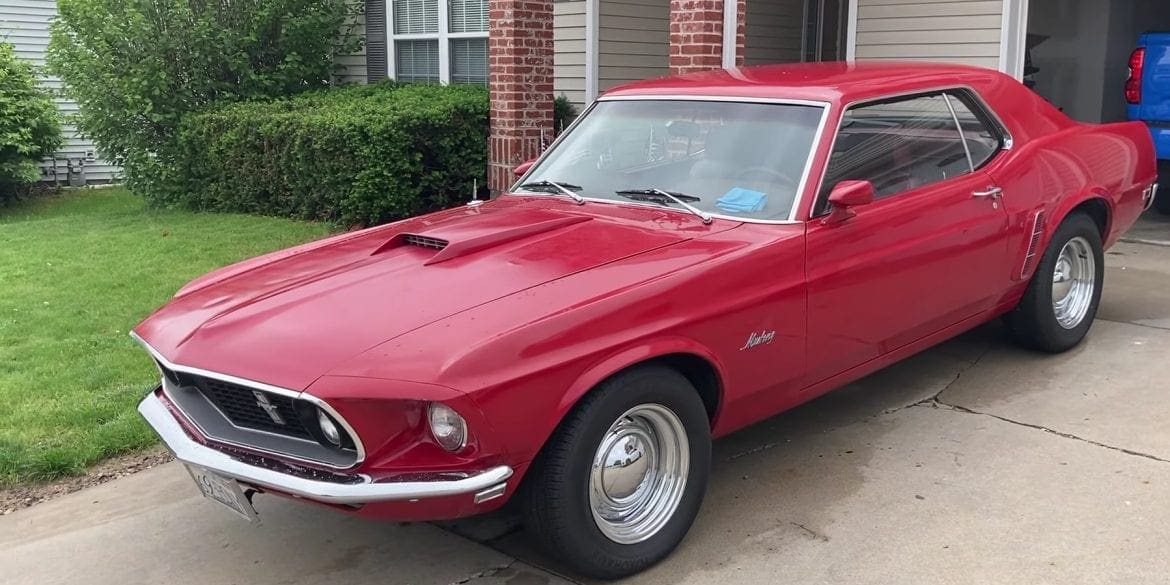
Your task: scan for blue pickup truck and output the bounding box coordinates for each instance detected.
[1129,32,1170,214]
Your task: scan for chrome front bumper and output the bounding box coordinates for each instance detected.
[139,392,513,505]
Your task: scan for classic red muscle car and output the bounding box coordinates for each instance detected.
[133,62,1158,578]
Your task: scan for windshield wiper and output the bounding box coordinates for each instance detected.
[615,188,713,224]
[518,180,586,205]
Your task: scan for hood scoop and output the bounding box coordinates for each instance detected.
[375,214,594,265]
[403,234,449,250]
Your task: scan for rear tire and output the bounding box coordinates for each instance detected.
[1155,187,1170,215]
[1005,212,1104,352]
[522,365,711,579]
[1157,162,1170,214]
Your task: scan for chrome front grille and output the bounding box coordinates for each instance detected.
[197,377,315,440]
[154,363,359,468]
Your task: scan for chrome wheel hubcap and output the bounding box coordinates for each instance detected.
[589,404,689,544]
[1052,236,1095,329]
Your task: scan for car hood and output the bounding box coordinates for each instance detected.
[134,197,727,390]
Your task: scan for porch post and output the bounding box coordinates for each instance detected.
[670,0,745,75]
[487,0,555,194]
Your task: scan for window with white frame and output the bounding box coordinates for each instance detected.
[390,0,489,84]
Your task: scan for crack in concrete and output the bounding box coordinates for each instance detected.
[921,400,1170,465]
[1096,317,1170,332]
[882,344,994,415]
[888,342,1170,466]
[790,522,830,542]
[728,441,778,461]
[450,560,517,585]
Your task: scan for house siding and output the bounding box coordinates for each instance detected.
[598,0,668,92]
[554,0,587,109]
[335,4,369,84]
[1,0,119,183]
[743,0,803,65]
[854,0,1004,70]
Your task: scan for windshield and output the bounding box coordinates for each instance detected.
[514,99,826,221]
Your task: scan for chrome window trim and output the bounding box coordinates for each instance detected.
[944,93,977,173]
[131,332,366,470]
[835,85,1013,151]
[809,85,1015,217]
[509,95,834,225]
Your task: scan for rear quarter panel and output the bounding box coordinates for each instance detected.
[986,120,1155,289]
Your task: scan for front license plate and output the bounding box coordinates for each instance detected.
[186,465,259,523]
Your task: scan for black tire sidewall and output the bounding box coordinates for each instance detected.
[1010,212,1104,351]
[524,366,711,578]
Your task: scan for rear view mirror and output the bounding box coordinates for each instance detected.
[513,159,537,178]
[823,180,875,224]
[666,120,701,139]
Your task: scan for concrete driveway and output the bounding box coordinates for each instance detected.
[3,239,1169,585]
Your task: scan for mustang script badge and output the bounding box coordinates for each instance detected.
[740,330,775,350]
[253,390,286,425]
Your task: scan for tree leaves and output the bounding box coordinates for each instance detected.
[0,43,62,202]
[46,0,361,195]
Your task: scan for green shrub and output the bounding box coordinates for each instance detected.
[554,95,577,135]
[47,0,362,195]
[0,42,61,203]
[160,83,488,226]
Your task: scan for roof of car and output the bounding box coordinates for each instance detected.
[601,61,1012,105]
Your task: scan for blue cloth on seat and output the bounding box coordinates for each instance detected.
[716,187,767,213]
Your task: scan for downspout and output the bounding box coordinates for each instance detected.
[722,0,737,69]
[585,0,599,101]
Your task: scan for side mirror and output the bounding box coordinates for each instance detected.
[513,159,537,178]
[822,180,875,224]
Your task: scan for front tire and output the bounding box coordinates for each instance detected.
[1005,212,1104,352]
[522,365,711,579]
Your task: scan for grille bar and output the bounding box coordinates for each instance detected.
[196,378,315,439]
[403,234,449,250]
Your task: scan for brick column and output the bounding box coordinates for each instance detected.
[669,0,745,75]
[488,0,555,194]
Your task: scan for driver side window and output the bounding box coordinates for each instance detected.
[818,92,975,212]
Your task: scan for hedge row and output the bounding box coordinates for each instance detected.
[155,82,489,226]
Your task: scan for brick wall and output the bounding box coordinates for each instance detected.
[488,0,556,192]
[669,0,745,74]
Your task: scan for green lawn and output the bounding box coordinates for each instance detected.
[0,189,334,486]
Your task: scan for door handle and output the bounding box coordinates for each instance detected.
[973,186,1003,199]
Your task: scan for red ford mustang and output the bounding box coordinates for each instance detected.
[133,62,1157,578]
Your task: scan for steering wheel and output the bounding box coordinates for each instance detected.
[736,166,797,188]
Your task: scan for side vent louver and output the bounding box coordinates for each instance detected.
[1020,210,1046,279]
[403,234,449,251]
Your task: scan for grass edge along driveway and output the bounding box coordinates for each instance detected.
[0,189,334,486]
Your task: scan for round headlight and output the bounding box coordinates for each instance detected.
[428,403,467,452]
[317,408,342,447]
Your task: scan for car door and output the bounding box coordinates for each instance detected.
[803,91,1010,385]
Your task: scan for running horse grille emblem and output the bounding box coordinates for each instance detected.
[252,390,287,425]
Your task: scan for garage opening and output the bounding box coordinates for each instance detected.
[743,0,849,66]
[1026,0,1170,122]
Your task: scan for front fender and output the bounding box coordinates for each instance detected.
[555,335,727,424]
